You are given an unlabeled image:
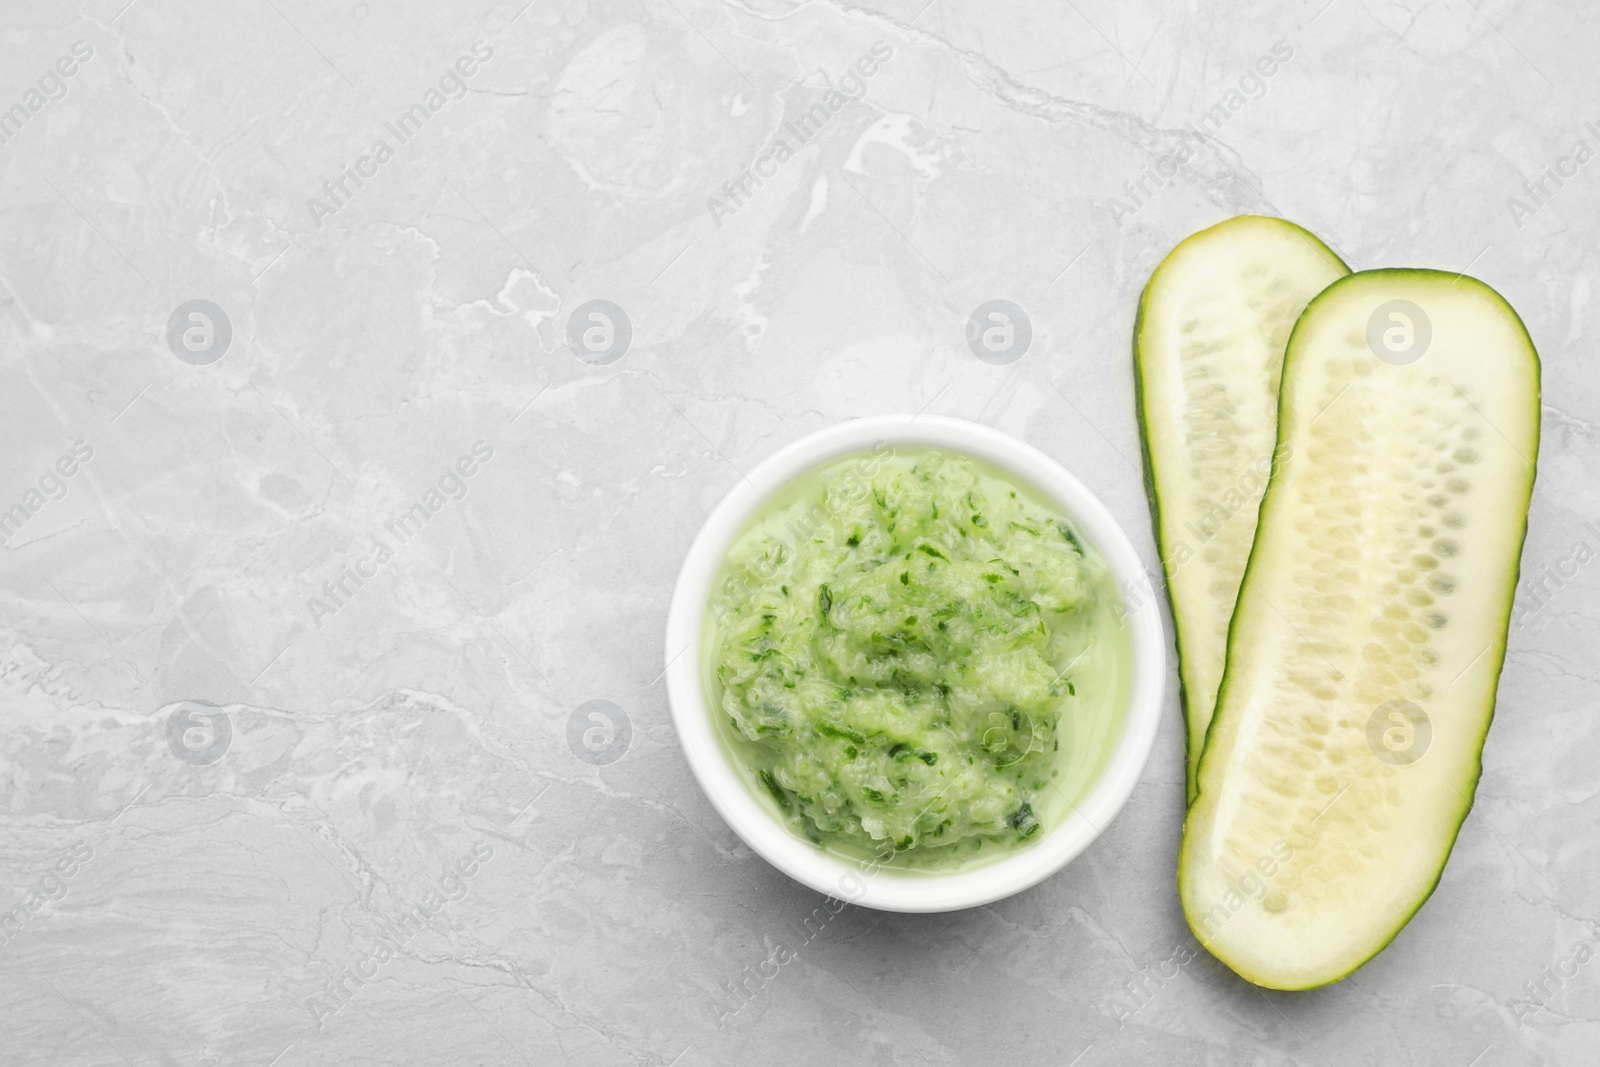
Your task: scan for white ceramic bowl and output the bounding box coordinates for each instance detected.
[664,415,1165,912]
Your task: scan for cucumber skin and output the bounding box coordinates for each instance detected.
[1130,216,1351,804]
[1180,267,1542,991]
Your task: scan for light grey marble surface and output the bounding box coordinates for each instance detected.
[1,1,1596,1064]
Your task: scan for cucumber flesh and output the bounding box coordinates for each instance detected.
[1134,216,1350,800]
[1179,269,1540,990]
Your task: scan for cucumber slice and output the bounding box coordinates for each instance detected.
[1179,269,1540,990]
[1134,216,1350,800]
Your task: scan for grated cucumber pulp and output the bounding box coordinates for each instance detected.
[704,448,1131,871]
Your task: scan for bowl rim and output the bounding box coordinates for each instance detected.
[663,414,1165,912]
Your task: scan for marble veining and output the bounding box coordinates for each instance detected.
[0,1,1596,1064]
